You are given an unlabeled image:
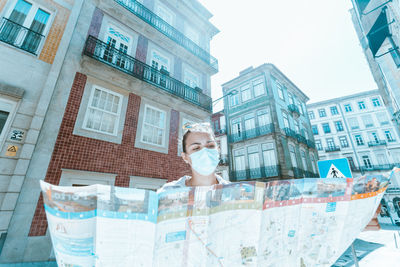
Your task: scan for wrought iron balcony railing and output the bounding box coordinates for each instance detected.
[114,0,218,71]
[325,146,341,152]
[292,167,305,178]
[296,134,307,145]
[283,127,297,139]
[230,165,280,181]
[368,140,387,147]
[229,123,274,143]
[304,170,319,178]
[219,154,229,165]
[288,104,300,115]
[306,139,315,149]
[0,17,45,55]
[351,163,400,172]
[84,36,212,111]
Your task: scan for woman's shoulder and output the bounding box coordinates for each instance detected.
[157,176,189,193]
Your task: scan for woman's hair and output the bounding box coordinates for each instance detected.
[181,122,215,153]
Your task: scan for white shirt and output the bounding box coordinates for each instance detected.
[158,175,230,193]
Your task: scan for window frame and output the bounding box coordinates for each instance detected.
[140,104,167,147]
[322,123,331,134]
[335,120,344,132]
[318,108,327,118]
[252,79,265,97]
[339,136,349,148]
[308,111,315,120]
[358,101,366,110]
[0,97,18,145]
[344,104,352,112]
[330,106,339,115]
[311,125,318,135]
[355,134,364,146]
[371,97,381,107]
[82,85,123,136]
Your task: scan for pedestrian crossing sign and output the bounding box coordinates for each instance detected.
[317,158,352,178]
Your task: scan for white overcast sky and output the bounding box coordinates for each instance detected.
[198,0,378,112]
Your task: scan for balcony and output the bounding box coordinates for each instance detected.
[229,123,274,143]
[351,163,400,172]
[304,171,319,178]
[230,165,280,181]
[84,36,212,111]
[114,0,218,72]
[292,167,305,178]
[325,146,341,152]
[306,139,315,149]
[283,127,298,139]
[296,134,307,145]
[368,140,387,147]
[288,104,300,118]
[214,128,226,136]
[0,17,45,55]
[219,154,229,165]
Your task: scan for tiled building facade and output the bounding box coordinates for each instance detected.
[211,110,229,180]
[307,90,400,175]
[222,64,319,182]
[0,0,218,263]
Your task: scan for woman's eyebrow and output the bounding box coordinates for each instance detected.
[188,142,201,147]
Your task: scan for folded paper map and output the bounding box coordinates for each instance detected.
[40,170,396,267]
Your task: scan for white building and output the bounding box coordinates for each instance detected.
[307,90,400,175]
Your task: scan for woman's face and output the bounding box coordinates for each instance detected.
[182,131,218,166]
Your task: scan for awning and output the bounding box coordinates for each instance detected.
[366,8,391,56]
[354,0,371,13]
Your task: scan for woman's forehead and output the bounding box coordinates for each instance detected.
[186,131,215,144]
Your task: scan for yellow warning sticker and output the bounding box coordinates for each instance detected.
[5,145,18,157]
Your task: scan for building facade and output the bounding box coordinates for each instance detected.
[211,110,229,180]
[350,0,400,133]
[307,90,400,175]
[0,0,218,263]
[222,64,319,182]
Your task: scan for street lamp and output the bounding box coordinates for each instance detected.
[212,89,238,106]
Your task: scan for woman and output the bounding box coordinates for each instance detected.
[159,122,229,191]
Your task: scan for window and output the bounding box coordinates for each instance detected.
[257,109,270,126]
[372,98,381,107]
[241,84,251,102]
[288,93,294,105]
[376,153,388,166]
[183,68,200,88]
[315,140,323,151]
[370,132,379,143]
[348,117,359,130]
[230,93,239,107]
[362,155,372,169]
[83,86,122,135]
[355,134,364,146]
[141,105,166,146]
[231,118,242,137]
[0,0,51,54]
[244,114,255,130]
[294,120,300,133]
[276,82,284,100]
[299,102,305,115]
[0,98,16,142]
[234,149,246,171]
[301,150,308,171]
[282,112,289,128]
[184,24,199,45]
[322,123,331,133]
[339,136,349,148]
[262,143,277,166]
[289,145,297,168]
[330,106,339,115]
[310,154,317,173]
[308,111,315,120]
[347,157,355,169]
[312,125,318,135]
[155,3,174,25]
[335,121,344,131]
[253,79,265,97]
[385,130,395,142]
[344,104,352,112]
[376,112,389,125]
[361,115,374,128]
[103,25,132,70]
[358,101,366,110]
[248,146,260,177]
[318,109,326,118]
[326,138,335,149]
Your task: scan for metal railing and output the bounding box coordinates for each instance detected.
[306,139,315,149]
[351,163,400,172]
[325,146,341,152]
[230,165,280,181]
[0,17,45,55]
[368,140,387,147]
[293,167,305,178]
[229,123,274,143]
[283,127,298,139]
[84,36,212,111]
[288,104,300,114]
[114,0,218,71]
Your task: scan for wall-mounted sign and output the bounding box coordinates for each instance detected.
[5,145,18,157]
[10,129,24,142]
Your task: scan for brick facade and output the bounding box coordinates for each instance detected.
[28,72,191,236]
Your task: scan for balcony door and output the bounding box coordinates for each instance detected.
[248,148,261,178]
[102,26,132,70]
[1,0,50,54]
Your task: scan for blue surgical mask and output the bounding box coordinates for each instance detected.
[189,148,220,176]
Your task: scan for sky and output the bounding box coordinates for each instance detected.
[198,0,378,111]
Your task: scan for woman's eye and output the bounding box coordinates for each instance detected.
[193,147,200,151]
